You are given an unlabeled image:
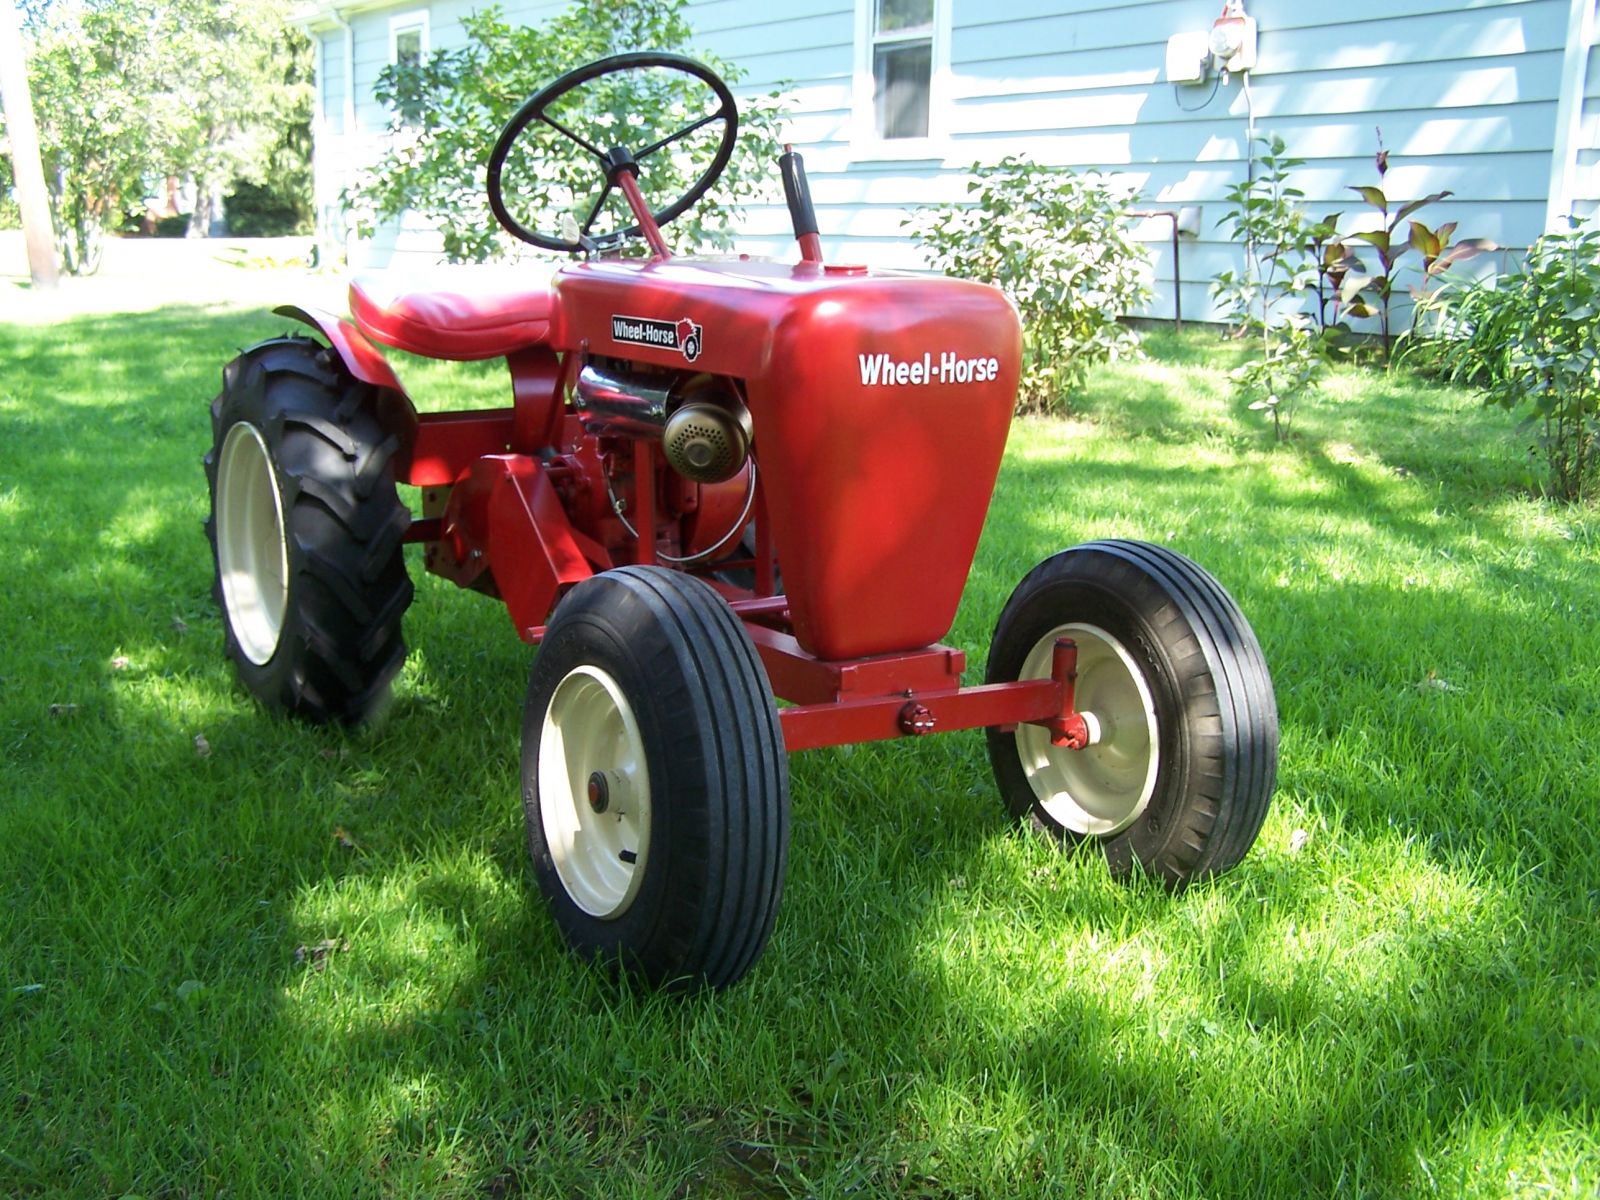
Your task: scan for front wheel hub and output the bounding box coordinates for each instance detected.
[539,666,652,919]
[1015,622,1160,837]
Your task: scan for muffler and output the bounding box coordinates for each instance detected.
[575,363,753,483]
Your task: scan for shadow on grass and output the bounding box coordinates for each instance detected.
[3,310,1597,1195]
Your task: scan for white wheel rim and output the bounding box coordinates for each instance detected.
[1014,622,1160,837]
[216,422,290,666]
[539,665,652,919]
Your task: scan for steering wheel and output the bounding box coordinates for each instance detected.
[487,52,739,254]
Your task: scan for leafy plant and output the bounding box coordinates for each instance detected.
[1211,135,1316,336]
[906,156,1150,413]
[1413,223,1600,502]
[347,0,784,263]
[1339,131,1492,356]
[1231,314,1324,442]
[1210,135,1330,441]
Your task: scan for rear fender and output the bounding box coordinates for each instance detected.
[274,302,420,469]
[274,303,407,393]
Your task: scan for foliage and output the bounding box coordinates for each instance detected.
[347,0,784,263]
[25,1,155,272]
[163,1,313,238]
[224,179,312,238]
[0,154,18,229]
[22,0,312,274]
[1210,135,1330,440]
[907,156,1150,413]
[1337,131,1493,356]
[1411,223,1600,502]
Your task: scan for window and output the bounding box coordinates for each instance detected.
[854,0,948,152]
[872,0,934,139]
[388,11,428,68]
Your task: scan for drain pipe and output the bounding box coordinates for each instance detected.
[1547,0,1595,232]
[1130,209,1185,332]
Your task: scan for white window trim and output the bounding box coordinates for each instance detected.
[851,0,954,162]
[387,9,429,65]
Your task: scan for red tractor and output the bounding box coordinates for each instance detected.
[206,53,1276,989]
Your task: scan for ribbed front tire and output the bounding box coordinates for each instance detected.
[985,540,1277,885]
[522,567,789,989]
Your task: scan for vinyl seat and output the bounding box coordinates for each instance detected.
[348,265,556,361]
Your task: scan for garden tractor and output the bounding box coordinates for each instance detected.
[205,53,1277,988]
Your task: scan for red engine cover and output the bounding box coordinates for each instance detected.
[553,259,1022,661]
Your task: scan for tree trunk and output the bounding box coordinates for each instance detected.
[0,0,59,287]
[187,181,214,238]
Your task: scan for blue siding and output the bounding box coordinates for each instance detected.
[309,0,1596,317]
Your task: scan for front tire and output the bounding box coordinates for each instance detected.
[204,336,412,724]
[522,567,789,989]
[985,540,1277,885]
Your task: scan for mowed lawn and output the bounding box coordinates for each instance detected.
[1,300,1596,1198]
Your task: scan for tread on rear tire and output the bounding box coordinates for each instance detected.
[204,336,412,724]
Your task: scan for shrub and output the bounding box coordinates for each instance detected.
[1413,223,1600,503]
[906,157,1150,413]
[347,0,783,263]
[224,179,311,237]
[1210,134,1329,441]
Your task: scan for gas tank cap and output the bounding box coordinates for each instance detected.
[823,263,868,275]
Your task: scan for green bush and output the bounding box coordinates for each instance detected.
[348,0,783,263]
[223,179,311,237]
[1413,222,1600,503]
[906,157,1150,414]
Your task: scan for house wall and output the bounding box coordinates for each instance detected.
[1573,3,1600,218]
[308,0,1597,319]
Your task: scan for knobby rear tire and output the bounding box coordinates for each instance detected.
[204,336,413,724]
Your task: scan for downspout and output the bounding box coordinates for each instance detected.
[1129,210,1184,332]
[1546,0,1595,233]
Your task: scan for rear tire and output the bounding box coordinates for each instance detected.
[985,540,1276,885]
[204,336,412,724]
[522,567,789,989]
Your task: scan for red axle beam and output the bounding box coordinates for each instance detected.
[779,678,1062,753]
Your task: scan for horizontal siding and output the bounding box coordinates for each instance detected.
[688,0,1576,322]
[318,0,1589,322]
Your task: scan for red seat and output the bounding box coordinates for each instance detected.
[348,266,556,361]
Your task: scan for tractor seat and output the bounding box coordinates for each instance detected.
[348,265,557,361]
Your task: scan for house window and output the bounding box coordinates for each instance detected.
[388,11,428,69]
[872,0,934,139]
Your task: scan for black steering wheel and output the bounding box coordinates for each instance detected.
[487,52,738,254]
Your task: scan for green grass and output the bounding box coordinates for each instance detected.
[2,313,1597,1198]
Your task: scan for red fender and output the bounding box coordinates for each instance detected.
[273,303,410,396]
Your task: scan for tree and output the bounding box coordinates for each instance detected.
[159,0,312,237]
[25,0,159,272]
[23,0,310,273]
[347,0,784,262]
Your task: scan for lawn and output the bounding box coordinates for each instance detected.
[2,306,1596,1198]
